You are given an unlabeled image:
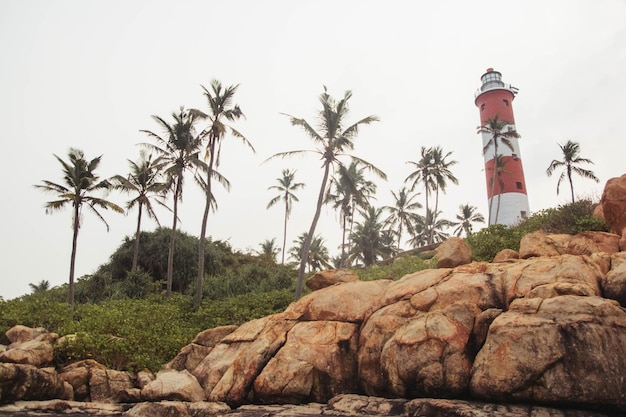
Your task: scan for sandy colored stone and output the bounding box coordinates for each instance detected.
[141,370,205,402]
[436,237,472,268]
[306,268,360,291]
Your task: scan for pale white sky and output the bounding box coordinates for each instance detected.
[1,0,625,299]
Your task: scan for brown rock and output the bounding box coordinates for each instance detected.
[493,249,519,262]
[166,325,238,373]
[254,321,359,404]
[470,296,626,410]
[58,359,107,401]
[0,364,70,402]
[567,231,620,255]
[519,231,570,258]
[5,325,47,344]
[604,252,626,306]
[90,367,134,402]
[306,269,360,291]
[141,370,205,402]
[436,237,472,268]
[600,173,626,235]
[125,400,231,417]
[0,338,55,367]
[192,325,238,347]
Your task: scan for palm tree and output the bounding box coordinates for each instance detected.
[546,140,599,203]
[382,187,422,250]
[349,205,395,266]
[452,204,485,237]
[405,146,437,216]
[111,150,169,272]
[257,238,280,262]
[141,107,206,297]
[430,146,458,215]
[269,87,385,298]
[267,169,305,264]
[29,280,50,294]
[408,209,452,247]
[289,232,331,273]
[490,154,509,224]
[192,80,254,306]
[326,161,379,266]
[35,148,124,306]
[477,115,520,224]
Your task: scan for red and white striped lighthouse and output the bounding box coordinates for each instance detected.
[474,68,530,226]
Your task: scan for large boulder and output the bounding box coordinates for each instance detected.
[600,173,626,235]
[435,237,472,268]
[58,359,133,402]
[0,364,72,402]
[306,269,360,291]
[141,370,205,402]
[470,296,626,410]
[0,329,57,367]
[166,325,237,373]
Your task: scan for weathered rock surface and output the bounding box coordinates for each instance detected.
[58,359,134,402]
[306,268,360,291]
[0,364,71,402]
[600,173,626,236]
[435,236,472,268]
[141,370,205,402]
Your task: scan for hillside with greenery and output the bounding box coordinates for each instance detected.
[0,199,607,372]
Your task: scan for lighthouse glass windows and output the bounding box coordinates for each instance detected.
[481,71,504,91]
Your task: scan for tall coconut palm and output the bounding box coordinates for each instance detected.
[257,238,280,262]
[35,148,124,306]
[452,204,485,237]
[267,169,305,264]
[382,187,422,250]
[141,107,206,297]
[326,161,379,266]
[477,115,520,224]
[546,140,599,203]
[405,146,437,216]
[269,87,385,298]
[490,154,509,224]
[191,80,254,306]
[430,146,458,215]
[111,150,169,272]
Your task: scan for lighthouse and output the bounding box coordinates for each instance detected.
[474,68,530,226]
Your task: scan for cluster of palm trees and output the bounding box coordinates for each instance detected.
[35,81,600,305]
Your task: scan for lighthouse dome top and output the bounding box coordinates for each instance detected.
[475,68,518,99]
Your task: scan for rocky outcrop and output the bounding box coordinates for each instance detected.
[435,236,472,268]
[600,173,626,236]
[306,269,360,291]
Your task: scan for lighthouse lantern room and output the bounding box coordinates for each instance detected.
[474,68,530,226]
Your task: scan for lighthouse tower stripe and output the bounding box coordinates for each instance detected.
[475,68,530,226]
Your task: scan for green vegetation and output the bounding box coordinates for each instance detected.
[467,199,608,261]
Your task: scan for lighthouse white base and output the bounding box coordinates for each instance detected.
[487,192,530,227]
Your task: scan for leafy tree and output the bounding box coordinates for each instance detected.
[382,187,422,251]
[289,232,331,273]
[29,280,50,294]
[326,161,379,266]
[349,205,395,266]
[191,80,254,306]
[546,140,599,203]
[111,150,169,272]
[477,115,520,224]
[452,204,485,237]
[141,108,206,297]
[266,169,305,264]
[35,148,124,306]
[270,87,385,297]
[405,146,437,216]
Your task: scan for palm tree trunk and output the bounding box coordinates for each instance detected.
[296,162,331,299]
[488,142,499,225]
[281,199,288,264]
[166,178,182,298]
[68,203,80,306]
[567,167,575,203]
[132,202,143,272]
[340,211,347,267]
[196,141,217,307]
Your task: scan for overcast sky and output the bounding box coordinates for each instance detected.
[1,0,625,300]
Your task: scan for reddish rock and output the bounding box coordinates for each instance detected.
[493,249,519,263]
[600,174,626,235]
[436,237,472,268]
[306,269,360,291]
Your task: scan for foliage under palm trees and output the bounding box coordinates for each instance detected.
[141,108,206,298]
[477,115,520,224]
[257,238,281,263]
[191,80,254,306]
[349,205,395,266]
[452,204,485,237]
[546,140,599,203]
[267,169,305,264]
[29,280,50,294]
[35,148,124,306]
[407,209,452,247]
[111,151,169,272]
[270,86,385,298]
